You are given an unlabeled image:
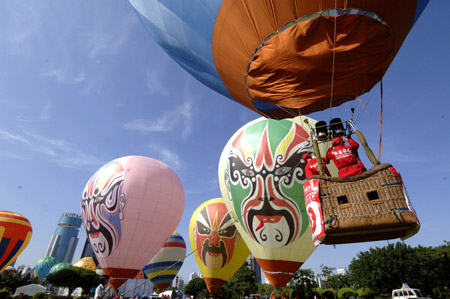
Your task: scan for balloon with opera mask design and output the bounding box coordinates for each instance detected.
[218,117,319,287]
[80,156,185,289]
[0,211,32,272]
[189,198,250,294]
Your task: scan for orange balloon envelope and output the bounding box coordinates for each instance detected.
[189,198,250,294]
[81,156,185,289]
[73,257,97,272]
[0,211,32,271]
[130,0,429,119]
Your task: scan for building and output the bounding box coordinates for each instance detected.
[337,268,347,275]
[247,254,262,284]
[45,213,82,263]
[80,237,99,266]
[189,271,201,282]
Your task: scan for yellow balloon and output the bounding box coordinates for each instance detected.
[189,198,250,294]
[73,257,97,272]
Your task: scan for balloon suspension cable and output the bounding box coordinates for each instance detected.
[328,0,338,122]
[378,80,384,161]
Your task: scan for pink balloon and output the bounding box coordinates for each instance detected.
[81,156,185,289]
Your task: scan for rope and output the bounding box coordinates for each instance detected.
[378,80,383,161]
[328,0,338,122]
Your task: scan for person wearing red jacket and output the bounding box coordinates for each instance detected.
[303,153,331,178]
[326,136,367,177]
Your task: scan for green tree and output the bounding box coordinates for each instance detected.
[257,283,274,297]
[348,241,450,296]
[338,287,356,299]
[0,271,38,294]
[357,287,375,299]
[32,291,45,299]
[290,268,318,298]
[322,288,337,299]
[226,264,258,299]
[183,278,207,299]
[46,267,99,296]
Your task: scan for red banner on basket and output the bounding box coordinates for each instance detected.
[304,179,325,246]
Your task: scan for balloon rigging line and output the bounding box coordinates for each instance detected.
[328,0,338,123]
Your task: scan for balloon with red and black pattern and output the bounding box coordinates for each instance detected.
[0,211,32,272]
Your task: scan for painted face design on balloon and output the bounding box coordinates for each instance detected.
[224,120,312,248]
[193,202,238,270]
[81,160,126,258]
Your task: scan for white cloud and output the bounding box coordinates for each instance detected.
[87,10,136,61]
[145,70,170,96]
[40,67,85,84]
[124,101,193,138]
[150,146,182,170]
[0,129,100,168]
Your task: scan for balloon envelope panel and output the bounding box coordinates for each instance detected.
[73,257,97,272]
[49,262,72,274]
[218,117,318,286]
[81,156,185,289]
[0,211,32,272]
[35,257,58,280]
[189,198,250,294]
[142,232,186,292]
[130,0,428,119]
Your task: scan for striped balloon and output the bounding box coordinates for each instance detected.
[0,211,33,271]
[142,232,186,292]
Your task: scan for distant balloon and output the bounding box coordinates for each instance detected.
[189,198,250,294]
[81,156,185,289]
[35,257,58,280]
[142,232,186,292]
[5,266,17,273]
[73,257,97,272]
[49,262,71,274]
[0,211,33,272]
[218,117,317,287]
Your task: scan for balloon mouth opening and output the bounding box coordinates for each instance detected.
[246,9,394,116]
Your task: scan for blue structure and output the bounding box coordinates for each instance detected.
[45,213,82,263]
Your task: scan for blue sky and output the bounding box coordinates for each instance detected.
[1,1,449,284]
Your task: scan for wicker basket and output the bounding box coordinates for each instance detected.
[311,163,419,244]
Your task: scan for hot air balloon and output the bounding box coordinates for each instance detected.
[142,232,186,292]
[189,198,250,295]
[81,156,185,289]
[35,257,58,280]
[73,257,97,272]
[0,211,32,272]
[49,262,72,274]
[129,0,428,119]
[218,118,318,287]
